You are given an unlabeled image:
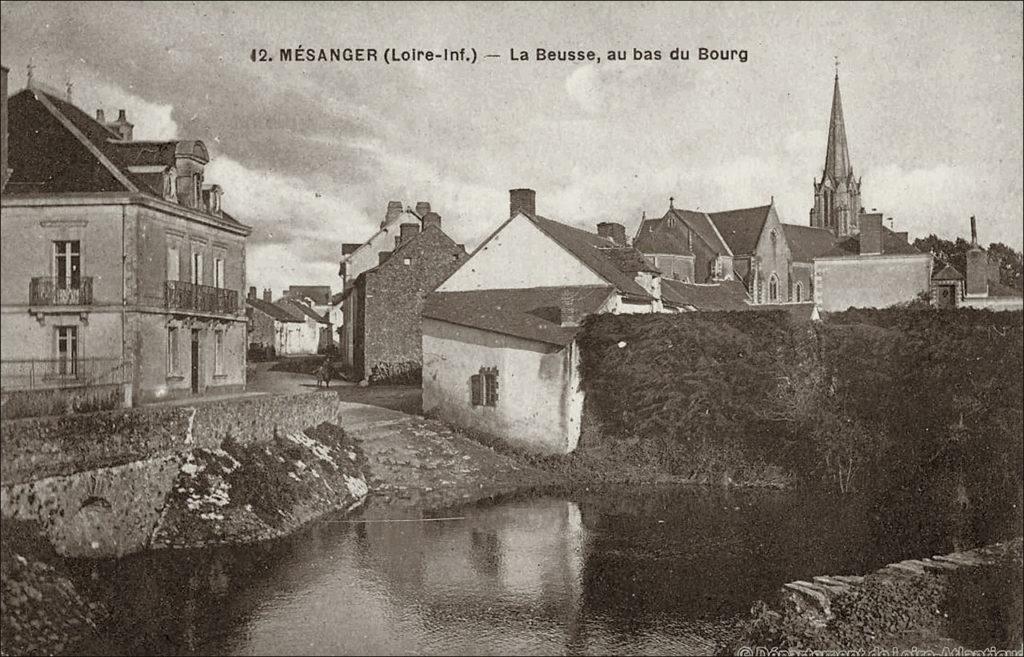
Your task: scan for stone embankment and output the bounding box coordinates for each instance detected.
[729,537,1024,653]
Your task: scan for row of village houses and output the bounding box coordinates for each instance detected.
[1,66,1020,450]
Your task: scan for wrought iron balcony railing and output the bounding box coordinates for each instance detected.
[0,357,130,391]
[165,280,239,314]
[29,276,94,306]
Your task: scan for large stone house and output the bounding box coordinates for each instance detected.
[342,210,467,383]
[0,74,251,411]
[422,188,670,455]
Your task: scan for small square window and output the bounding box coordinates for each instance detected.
[403,257,412,266]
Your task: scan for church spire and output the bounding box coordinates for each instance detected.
[823,71,852,183]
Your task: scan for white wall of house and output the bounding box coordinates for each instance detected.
[422,318,583,455]
[814,254,933,312]
[276,318,320,356]
[438,214,606,292]
[960,296,1024,311]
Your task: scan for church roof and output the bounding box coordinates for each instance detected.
[633,208,731,256]
[823,74,853,183]
[782,223,837,262]
[706,205,772,256]
[660,279,750,311]
[821,227,922,258]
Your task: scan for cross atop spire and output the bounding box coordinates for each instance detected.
[834,55,839,80]
[669,196,674,209]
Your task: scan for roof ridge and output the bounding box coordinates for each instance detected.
[32,90,139,194]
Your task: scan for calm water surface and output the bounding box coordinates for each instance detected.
[77,486,967,656]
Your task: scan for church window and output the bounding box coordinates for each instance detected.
[770,230,778,256]
[795,282,803,303]
[769,274,780,302]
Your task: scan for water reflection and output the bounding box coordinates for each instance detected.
[77,487,980,656]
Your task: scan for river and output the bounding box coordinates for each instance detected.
[75,485,970,655]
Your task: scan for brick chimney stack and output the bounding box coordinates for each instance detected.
[106,109,133,141]
[262,288,272,303]
[597,222,627,246]
[510,188,536,218]
[559,288,584,327]
[415,201,431,217]
[383,201,403,227]
[859,212,883,255]
[248,286,256,300]
[422,212,442,231]
[96,109,105,123]
[965,216,989,297]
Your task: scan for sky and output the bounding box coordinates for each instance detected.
[2,1,1022,294]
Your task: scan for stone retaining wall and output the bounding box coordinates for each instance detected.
[0,392,343,485]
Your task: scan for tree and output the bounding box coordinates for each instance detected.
[986,242,1023,290]
[913,234,1023,290]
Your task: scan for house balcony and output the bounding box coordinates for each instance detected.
[29,276,94,306]
[165,280,239,315]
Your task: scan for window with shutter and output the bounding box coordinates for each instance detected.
[481,367,498,407]
[470,374,482,406]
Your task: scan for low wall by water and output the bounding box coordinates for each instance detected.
[0,392,355,558]
[0,392,343,485]
[731,537,1023,653]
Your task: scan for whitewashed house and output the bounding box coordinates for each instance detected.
[422,188,668,455]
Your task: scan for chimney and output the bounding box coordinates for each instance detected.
[262,288,272,303]
[248,286,256,300]
[1,65,8,192]
[399,222,420,244]
[106,108,134,141]
[510,188,536,218]
[378,251,392,265]
[96,109,105,123]
[415,201,431,217]
[859,213,883,255]
[422,211,442,231]
[383,201,403,226]
[558,288,584,327]
[966,216,989,297]
[597,222,627,246]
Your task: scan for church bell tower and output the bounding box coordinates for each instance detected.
[810,69,862,237]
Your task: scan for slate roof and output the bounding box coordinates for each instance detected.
[423,285,614,346]
[598,246,659,274]
[783,224,838,262]
[706,205,772,256]
[660,279,751,311]
[246,298,301,323]
[932,264,965,281]
[633,208,731,256]
[821,227,922,257]
[5,88,247,230]
[278,298,330,324]
[529,215,655,300]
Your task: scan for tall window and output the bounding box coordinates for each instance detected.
[167,327,180,374]
[214,258,225,288]
[167,245,180,281]
[54,241,81,289]
[795,282,803,303]
[191,251,204,285]
[471,367,499,407]
[214,330,224,375]
[769,274,780,302]
[55,326,78,376]
[770,230,778,257]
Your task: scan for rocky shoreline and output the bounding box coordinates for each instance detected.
[726,537,1024,655]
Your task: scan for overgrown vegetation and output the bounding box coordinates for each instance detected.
[368,360,421,385]
[578,308,1023,540]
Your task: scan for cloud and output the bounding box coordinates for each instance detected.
[866,163,1023,248]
